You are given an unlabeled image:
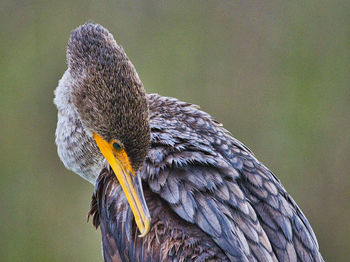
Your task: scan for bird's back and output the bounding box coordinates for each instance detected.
[90,93,324,262]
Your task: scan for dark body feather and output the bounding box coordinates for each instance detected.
[89,94,324,262]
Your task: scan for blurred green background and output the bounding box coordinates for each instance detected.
[1,1,349,261]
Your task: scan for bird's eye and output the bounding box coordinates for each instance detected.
[113,142,122,151]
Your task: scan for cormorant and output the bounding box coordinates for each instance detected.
[54,23,324,262]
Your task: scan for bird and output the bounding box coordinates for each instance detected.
[54,23,324,262]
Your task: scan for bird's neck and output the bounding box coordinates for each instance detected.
[54,70,105,184]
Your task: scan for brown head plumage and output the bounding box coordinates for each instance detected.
[67,23,150,171]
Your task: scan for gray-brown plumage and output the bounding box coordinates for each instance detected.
[54,23,324,262]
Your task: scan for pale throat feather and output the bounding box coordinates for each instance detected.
[54,70,105,184]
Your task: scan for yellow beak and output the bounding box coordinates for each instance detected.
[93,133,151,237]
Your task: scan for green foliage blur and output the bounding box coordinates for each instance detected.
[1,1,349,261]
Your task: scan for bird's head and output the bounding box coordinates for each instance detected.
[66,23,151,236]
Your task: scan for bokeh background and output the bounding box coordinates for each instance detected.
[1,1,349,261]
